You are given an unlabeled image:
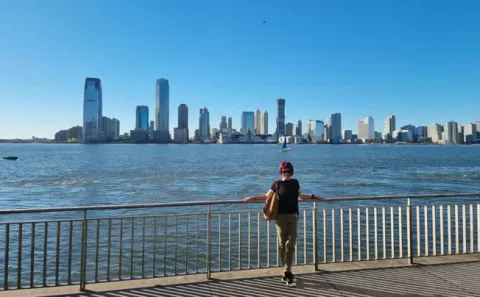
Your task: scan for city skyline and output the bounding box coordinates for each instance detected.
[1,1,480,139]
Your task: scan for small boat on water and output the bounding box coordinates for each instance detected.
[3,156,18,160]
[281,137,290,152]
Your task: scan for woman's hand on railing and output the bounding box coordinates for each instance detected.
[243,196,253,202]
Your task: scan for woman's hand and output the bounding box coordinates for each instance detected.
[243,196,252,201]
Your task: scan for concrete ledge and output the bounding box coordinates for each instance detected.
[1,254,479,297]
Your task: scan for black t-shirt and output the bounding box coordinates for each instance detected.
[271,179,300,214]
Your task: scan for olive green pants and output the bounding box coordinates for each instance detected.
[275,213,298,273]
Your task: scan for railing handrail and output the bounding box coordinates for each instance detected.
[1,192,480,215]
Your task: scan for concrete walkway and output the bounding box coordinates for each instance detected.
[2,255,480,297]
[56,262,480,297]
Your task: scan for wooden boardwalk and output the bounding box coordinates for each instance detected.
[3,256,480,297]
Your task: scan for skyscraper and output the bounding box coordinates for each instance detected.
[328,113,342,144]
[174,104,189,143]
[295,120,302,136]
[178,104,188,129]
[307,120,324,143]
[463,123,477,143]
[155,78,169,132]
[445,121,459,144]
[83,78,102,143]
[428,123,443,143]
[285,123,294,136]
[241,111,255,134]
[136,106,149,130]
[199,108,210,139]
[358,116,374,141]
[383,115,396,142]
[276,98,286,137]
[254,109,262,134]
[149,121,154,136]
[261,111,268,134]
[227,117,232,131]
[220,116,227,132]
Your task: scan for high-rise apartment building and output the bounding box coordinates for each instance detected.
[199,108,210,139]
[276,98,285,137]
[241,111,255,134]
[178,104,188,129]
[174,104,189,143]
[155,78,169,132]
[445,121,459,144]
[358,116,374,141]
[383,115,396,142]
[307,120,324,143]
[83,78,102,143]
[464,123,477,143]
[295,120,302,136]
[135,106,149,131]
[328,113,342,144]
[428,123,443,143]
[285,123,294,136]
[254,109,262,134]
[227,117,233,131]
[261,111,268,134]
[220,116,227,132]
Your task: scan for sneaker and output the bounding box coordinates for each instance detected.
[283,271,294,285]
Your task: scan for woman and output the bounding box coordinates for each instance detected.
[243,161,324,285]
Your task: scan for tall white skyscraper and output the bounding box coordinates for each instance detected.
[358,116,374,141]
[83,77,102,143]
[254,109,262,134]
[155,78,169,132]
[328,113,342,144]
[261,111,268,134]
[428,123,442,143]
[383,115,396,142]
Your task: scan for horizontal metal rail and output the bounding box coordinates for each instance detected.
[1,192,479,215]
[1,192,480,291]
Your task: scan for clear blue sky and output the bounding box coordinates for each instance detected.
[1,0,479,139]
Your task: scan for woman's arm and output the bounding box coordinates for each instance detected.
[243,190,274,201]
[298,189,325,201]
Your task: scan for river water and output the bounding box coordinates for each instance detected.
[1,144,480,288]
[1,143,479,210]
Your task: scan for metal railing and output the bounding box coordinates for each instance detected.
[1,192,480,291]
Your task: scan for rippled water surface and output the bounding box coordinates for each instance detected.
[1,143,480,210]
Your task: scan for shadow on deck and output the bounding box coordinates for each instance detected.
[54,261,480,297]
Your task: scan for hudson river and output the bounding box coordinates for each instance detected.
[1,143,479,210]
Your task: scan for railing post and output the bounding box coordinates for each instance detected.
[313,201,318,271]
[206,204,212,280]
[407,198,414,265]
[80,210,88,291]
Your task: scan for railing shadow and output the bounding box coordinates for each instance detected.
[53,261,480,297]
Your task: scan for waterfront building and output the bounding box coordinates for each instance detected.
[328,113,342,144]
[241,111,255,135]
[383,115,396,142]
[358,116,374,141]
[83,78,102,143]
[135,106,149,131]
[276,98,286,137]
[307,120,324,143]
[261,111,268,134]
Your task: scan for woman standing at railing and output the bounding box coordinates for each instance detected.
[243,161,324,286]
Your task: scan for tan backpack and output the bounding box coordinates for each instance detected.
[263,180,280,221]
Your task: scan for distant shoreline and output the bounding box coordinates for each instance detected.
[1,141,475,146]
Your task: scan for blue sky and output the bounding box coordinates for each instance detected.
[1,0,479,139]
